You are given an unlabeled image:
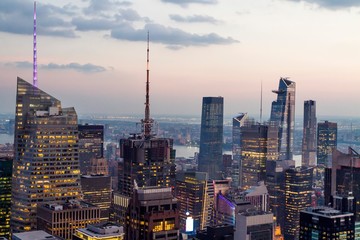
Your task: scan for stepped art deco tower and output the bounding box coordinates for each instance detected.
[10,79,82,232]
[270,78,296,160]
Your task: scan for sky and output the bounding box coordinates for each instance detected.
[1,0,360,119]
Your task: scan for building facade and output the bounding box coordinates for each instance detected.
[240,123,278,190]
[37,201,101,240]
[284,166,313,240]
[302,100,317,167]
[11,78,82,232]
[198,97,224,180]
[270,78,296,161]
[127,186,179,240]
[81,175,111,221]
[299,207,354,239]
[78,124,104,175]
[232,113,249,188]
[317,121,337,166]
[0,157,12,239]
[235,210,274,240]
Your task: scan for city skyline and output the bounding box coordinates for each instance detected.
[1,0,360,118]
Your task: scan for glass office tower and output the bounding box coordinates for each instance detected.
[198,97,224,180]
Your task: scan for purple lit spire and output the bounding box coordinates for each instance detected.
[33,1,38,88]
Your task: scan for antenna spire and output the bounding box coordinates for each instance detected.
[260,80,263,123]
[33,1,38,88]
[142,31,153,138]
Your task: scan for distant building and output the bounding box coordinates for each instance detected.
[109,192,131,226]
[73,222,124,240]
[126,186,179,240]
[11,78,82,232]
[196,225,234,240]
[0,157,12,239]
[81,175,112,221]
[235,210,274,240]
[302,100,317,167]
[37,200,101,240]
[198,97,224,180]
[317,121,337,166]
[240,123,278,190]
[78,124,104,175]
[284,166,313,240]
[299,207,355,239]
[270,78,296,161]
[232,113,249,188]
[12,230,60,240]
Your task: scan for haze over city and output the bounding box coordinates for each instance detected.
[1,0,360,118]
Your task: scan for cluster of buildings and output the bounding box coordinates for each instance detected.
[1,3,360,240]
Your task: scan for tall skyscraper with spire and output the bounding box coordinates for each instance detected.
[302,100,317,167]
[11,78,81,232]
[198,97,224,180]
[270,78,296,160]
[118,34,176,197]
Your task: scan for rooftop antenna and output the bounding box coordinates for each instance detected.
[141,32,154,139]
[33,1,38,88]
[260,80,263,124]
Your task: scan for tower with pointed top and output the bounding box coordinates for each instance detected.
[270,78,296,160]
[10,78,82,233]
[118,35,176,197]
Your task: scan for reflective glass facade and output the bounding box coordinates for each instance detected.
[302,100,317,167]
[11,78,81,232]
[270,78,296,160]
[198,97,224,180]
[317,121,337,166]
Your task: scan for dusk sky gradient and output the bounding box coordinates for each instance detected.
[1,0,360,119]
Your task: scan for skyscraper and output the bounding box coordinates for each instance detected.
[317,121,337,166]
[232,113,249,188]
[299,207,355,240]
[175,172,211,233]
[284,166,313,240]
[325,148,360,221]
[78,124,104,175]
[118,35,176,197]
[0,157,12,239]
[240,123,278,190]
[302,100,317,167]
[198,97,224,179]
[11,78,81,232]
[270,78,296,160]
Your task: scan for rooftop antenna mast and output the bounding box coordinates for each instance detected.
[260,80,263,124]
[142,32,154,139]
[33,1,38,88]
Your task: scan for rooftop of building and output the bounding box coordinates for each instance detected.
[40,200,98,211]
[76,222,124,237]
[302,206,354,218]
[13,230,61,240]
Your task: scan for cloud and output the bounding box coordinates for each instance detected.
[72,17,116,31]
[4,61,107,73]
[161,0,217,7]
[169,14,220,24]
[84,0,132,15]
[285,0,360,9]
[0,0,76,37]
[111,23,239,48]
